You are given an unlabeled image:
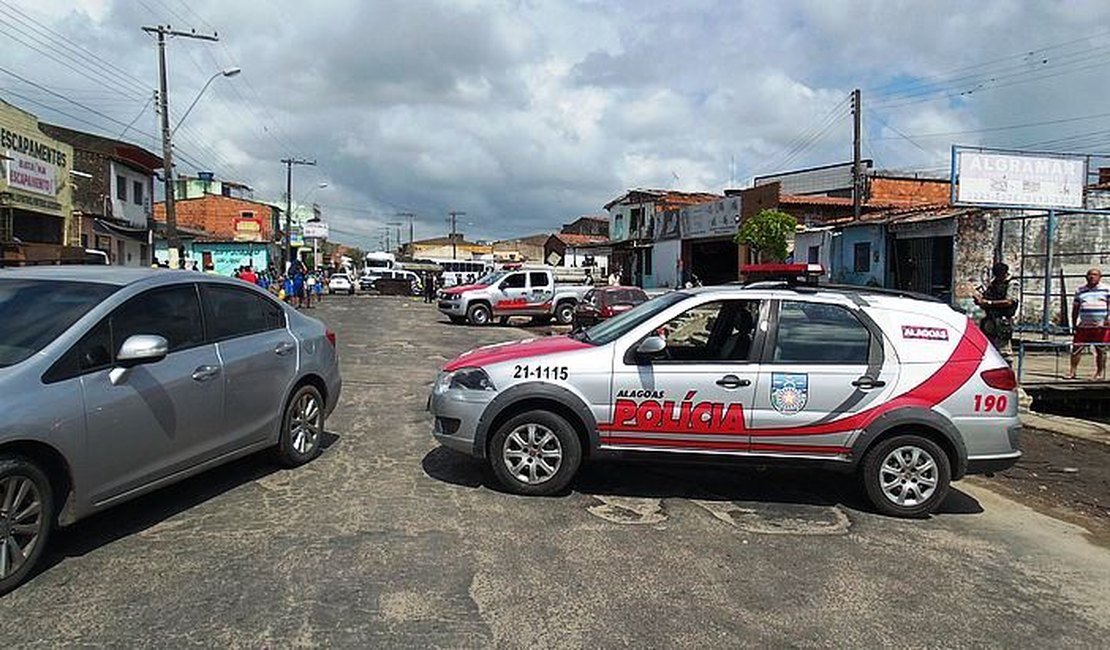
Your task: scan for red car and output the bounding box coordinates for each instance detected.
[573,286,649,329]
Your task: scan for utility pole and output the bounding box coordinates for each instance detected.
[281,157,316,269]
[396,212,415,254]
[143,24,218,267]
[851,88,862,220]
[448,211,466,259]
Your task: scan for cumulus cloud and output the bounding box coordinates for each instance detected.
[8,0,1110,248]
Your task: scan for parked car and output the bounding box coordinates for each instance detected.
[573,286,649,329]
[430,271,1021,518]
[328,272,355,295]
[0,267,342,594]
[437,268,591,326]
[360,269,423,295]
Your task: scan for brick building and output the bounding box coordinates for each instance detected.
[153,194,280,243]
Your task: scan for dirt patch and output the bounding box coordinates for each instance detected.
[971,427,1110,545]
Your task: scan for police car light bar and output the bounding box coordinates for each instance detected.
[740,263,825,285]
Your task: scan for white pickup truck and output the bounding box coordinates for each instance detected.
[437,268,592,326]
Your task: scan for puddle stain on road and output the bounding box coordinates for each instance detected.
[586,495,851,535]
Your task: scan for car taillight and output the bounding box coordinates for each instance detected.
[981,367,1016,390]
[325,329,336,347]
[599,305,613,318]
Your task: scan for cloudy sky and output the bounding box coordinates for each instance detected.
[7,0,1110,248]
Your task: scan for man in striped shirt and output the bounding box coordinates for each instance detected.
[1068,268,1110,380]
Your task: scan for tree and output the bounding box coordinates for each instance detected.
[734,209,797,263]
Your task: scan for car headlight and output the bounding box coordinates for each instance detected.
[435,367,496,394]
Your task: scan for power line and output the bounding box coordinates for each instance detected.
[0,1,153,94]
[871,109,1110,141]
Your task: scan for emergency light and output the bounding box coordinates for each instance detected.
[740,263,825,286]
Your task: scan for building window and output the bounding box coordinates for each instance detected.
[630,207,643,234]
[116,175,127,201]
[853,242,871,273]
[808,245,820,264]
[133,180,143,206]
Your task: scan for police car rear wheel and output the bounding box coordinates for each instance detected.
[555,302,574,325]
[490,411,581,496]
[862,434,950,518]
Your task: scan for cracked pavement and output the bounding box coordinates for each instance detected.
[2,296,1109,647]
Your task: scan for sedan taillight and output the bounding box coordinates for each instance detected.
[325,329,336,347]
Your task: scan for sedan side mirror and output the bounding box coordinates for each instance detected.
[636,335,667,356]
[116,334,169,369]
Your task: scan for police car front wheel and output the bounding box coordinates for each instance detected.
[861,434,951,518]
[489,410,582,496]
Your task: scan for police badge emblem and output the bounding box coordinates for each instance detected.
[771,373,808,414]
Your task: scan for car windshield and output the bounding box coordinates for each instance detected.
[576,291,688,345]
[0,279,119,368]
[475,271,507,285]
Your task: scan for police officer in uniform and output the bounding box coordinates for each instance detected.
[974,262,1017,361]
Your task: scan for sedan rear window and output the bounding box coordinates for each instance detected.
[0,279,119,368]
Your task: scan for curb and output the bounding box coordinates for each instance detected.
[1019,388,1110,447]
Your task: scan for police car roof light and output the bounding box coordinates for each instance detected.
[741,263,824,286]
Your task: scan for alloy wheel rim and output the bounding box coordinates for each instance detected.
[879,445,939,507]
[291,393,322,455]
[503,424,563,485]
[0,475,44,581]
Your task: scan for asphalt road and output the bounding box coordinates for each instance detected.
[2,295,1109,647]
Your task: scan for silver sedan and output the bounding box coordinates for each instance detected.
[0,267,341,593]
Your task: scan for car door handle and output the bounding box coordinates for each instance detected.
[191,365,220,382]
[851,376,886,389]
[274,342,295,356]
[716,375,751,389]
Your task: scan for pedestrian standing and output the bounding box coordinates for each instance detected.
[1067,267,1110,380]
[240,265,258,285]
[974,262,1017,362]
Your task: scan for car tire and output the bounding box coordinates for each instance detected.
[274,384,325,468]
[467,303,491,326]
[0,455,54,596]
[349,289,355,296]
[489,410,582,496]
[328,289,334,295]
[554,301,575,325]
[498,316,510,326]
[860,434,951,518]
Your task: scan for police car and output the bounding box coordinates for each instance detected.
[429,266,1021,517]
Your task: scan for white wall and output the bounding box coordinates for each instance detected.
[109,161,152,228]
[653,239,682,288]
[565,246,609,274]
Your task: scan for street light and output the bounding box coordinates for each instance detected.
[172,67,241,138]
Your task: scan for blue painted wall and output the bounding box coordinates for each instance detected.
[830,224,886,287]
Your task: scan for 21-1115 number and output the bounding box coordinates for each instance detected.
[973,394,1008,413]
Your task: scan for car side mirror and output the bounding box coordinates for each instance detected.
[636,335,667,356]
[116,334,169,369]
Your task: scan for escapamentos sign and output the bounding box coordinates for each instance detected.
[5,150,56,197]
[955,149,1086,209]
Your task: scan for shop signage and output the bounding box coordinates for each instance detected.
[5,150,56,197]
[680,198,739,239]
[955,148,1086,209]
[303,221,329,239]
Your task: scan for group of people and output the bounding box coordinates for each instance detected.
[976,263,1110,380]
[222,260,327,309]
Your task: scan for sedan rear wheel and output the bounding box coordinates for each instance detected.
[275,384,325,467]
[0,457,53,595]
